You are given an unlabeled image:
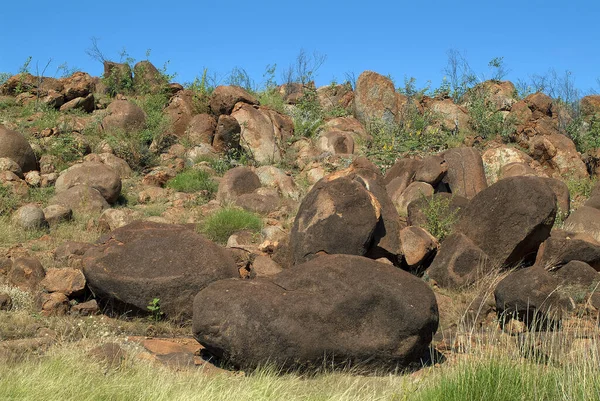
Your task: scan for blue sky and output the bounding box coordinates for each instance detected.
[1,0,599,94]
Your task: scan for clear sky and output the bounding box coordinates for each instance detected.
[1,0,599,94]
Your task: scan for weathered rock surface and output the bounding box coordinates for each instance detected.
[210,86,258,116]
[83,221,239,318]
[353,71,405,125]
[456,176,556,268]
[426,233,489,288]
[101,100,146,132]
[55,161,122,204]
[290,175,380,264]
[49,185,109,215]
[193,254,439,370]
[495,266,573,327]
[441,147,487,199]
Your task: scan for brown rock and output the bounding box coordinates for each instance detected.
[210,86,258,116]
[8,257,46,291]
[193,254,439,370]
[133,60,165,93]
[42,204,72,226]
[553,260,600,287]
[354,71,405,125]
[164,90,195,137]
[399,226,438,269]
[495,266,572,326]
[231,103,292,164]
[41,268,86,297]
[315,131,354,154]
[392,181,434,216]
[251,255,283,277]
[290,175,381,264]
[216,166,261,203]
[407,193,468,229]
[441,147,487,199]
[185,114,216,145]
[213,115,241,152]
[55,161,121,204]
[82,221,239,319]
[48,185,109,215]
[426,233,489,288]
[40,292,69,316]
[536,232,600,271]
[70,299,99,316]
[0,125,37,173]
[12,204,48,230]
[59,93,94,113]
[580,95,600,121]
[101,100,146,132]
[0,293,12,311]
[563,206,600,243]
[456,176,557,268]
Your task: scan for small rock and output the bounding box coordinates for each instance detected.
[70,299,99,316]
[42,204,72,226]
[41,268,86,297]
[12,204,48,230]
[40,292,69,316]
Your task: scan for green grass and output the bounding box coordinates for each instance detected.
[166,169,218,196]
[199,207,263,244]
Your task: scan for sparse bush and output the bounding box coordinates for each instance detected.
[567,115,600,154]
[186,68,215,114]
[421,195,460,241]
[466,86,513,140]
[199,207,263,244]
[566,175,597,204]
[105,129,157,173]
[291,86,324,138]
[364,105,455,171]
[166,169,217,196]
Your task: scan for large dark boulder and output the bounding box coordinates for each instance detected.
[535,233,600,271]
[290,175,380,265]
[456,176,557,268]
[495,266,573,328]
[193,254,439,370]
[83,221,239,319]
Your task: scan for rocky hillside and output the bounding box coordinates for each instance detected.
[1,60,600,371]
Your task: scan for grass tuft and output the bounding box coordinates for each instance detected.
[199,207,263,244]
[166,169,217,196]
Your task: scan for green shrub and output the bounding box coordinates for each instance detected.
[290,87,324,139]
[466,87,513,140]
[258,88,286,114]
[421,195,460,241]
[104,129,157,173]
[364,105,456,172]
[199,207,263,244]
[166,169,217,196]
[0,72,10,85]
[27,187,55,205]
[567,115,600,154]
[186,69,215,114]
